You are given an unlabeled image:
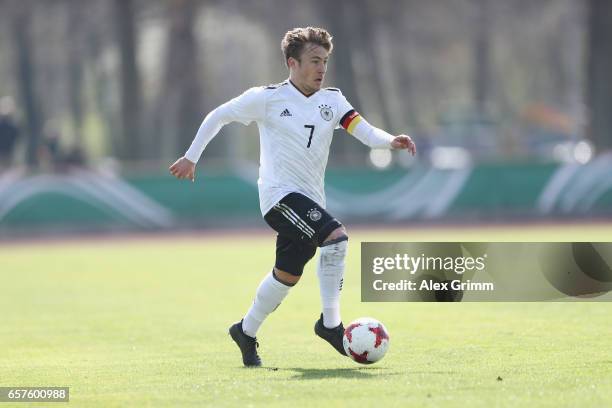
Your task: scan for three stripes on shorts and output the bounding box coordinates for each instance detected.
[273,203,315,238]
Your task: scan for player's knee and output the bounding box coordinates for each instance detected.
[323,226,348,246]
[273,268,301,286]
[273,242,317,284]
[320,227,348,267]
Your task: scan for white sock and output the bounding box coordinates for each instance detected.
[242,271,291,337]
[317,239,348,328]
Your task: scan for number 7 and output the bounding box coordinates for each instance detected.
[304,125,315,148]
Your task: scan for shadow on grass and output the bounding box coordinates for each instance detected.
[268,366,395,380]
[240,366,457,380]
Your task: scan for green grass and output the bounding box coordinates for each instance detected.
[1,225,612,407]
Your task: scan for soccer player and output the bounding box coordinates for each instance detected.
[170,27,416,367]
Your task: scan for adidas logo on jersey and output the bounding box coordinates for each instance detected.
[280,108,292,117]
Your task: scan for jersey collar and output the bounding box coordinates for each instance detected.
[288,79,318,100]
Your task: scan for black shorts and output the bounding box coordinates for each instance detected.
[264,192,343,276]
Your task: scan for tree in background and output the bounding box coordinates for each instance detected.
[322,0,368,165]
[473,0,491,117]
[113,0,143,160]
[10,0,42,167]
[153,0,203,160]
[587,0,612,151]
[0,0,597,165]
[66,1,85,150]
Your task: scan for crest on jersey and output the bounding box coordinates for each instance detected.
[319,104,333,121]
[307,208,322,222]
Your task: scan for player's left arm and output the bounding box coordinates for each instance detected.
[339,109,416,155]
[390,134,416,154]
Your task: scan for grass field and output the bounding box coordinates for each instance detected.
[1,224,612,407]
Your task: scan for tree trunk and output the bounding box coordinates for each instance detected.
[358,0,393,132]
[85,5,118,158]
[66,1,85,147]
[113,0,142,160]
[153,0,203,160]
[473,0,491,116]
[322,0,367,165]
[587,0,612,151]
[11,2,42,168]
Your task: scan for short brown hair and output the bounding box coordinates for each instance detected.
[281,27,333,67]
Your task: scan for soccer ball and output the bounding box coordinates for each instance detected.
[343,318,390,364]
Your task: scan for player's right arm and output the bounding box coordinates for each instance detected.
[169,87,266,181]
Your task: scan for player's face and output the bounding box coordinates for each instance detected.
[290,44,329,95]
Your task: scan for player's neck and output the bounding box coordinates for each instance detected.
[288,78,316,97]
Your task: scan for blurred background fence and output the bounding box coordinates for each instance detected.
[1,0,612,235]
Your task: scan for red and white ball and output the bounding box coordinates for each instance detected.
[343,318,390,364]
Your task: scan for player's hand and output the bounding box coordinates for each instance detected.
[169,157,196,182]
[391,134,416,155]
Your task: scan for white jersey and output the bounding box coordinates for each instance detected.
[185,80,394,216]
